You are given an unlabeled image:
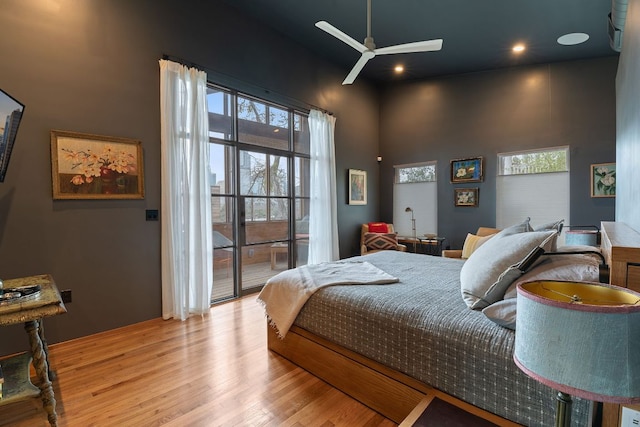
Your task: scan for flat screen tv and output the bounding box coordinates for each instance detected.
[0,88,25,182]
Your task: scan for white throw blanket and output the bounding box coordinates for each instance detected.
[257,260,399,338]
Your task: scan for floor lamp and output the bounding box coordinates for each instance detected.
[514,280,640,427]
[405,207,416,252]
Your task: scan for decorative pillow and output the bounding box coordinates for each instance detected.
[461,233,495,259]
[460,229,557,309]
[484,252,601,329]
[482,299,517,330]
[363,232,398,250]
[368,222,389,233]
[534,219,564,233]
[503,252,601,300]
[533,219,564,250]
[495,217,533,237]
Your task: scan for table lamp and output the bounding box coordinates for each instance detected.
[514,280,640,427]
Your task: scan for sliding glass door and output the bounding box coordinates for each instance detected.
[207,85,310,302]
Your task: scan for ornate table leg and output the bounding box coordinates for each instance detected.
[38,318,56,380]
[25,319,58,427]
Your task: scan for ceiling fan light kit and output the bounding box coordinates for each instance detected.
[315,0,443,85]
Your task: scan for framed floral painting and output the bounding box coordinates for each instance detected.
[590,162,615,198]
[454,188,479,207]
[348,169,367,205]
[51,130,144,199]
[450,156,483,183]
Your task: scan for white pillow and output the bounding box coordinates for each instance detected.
[497,217,533,237]
[503,252,601,300]
[484,252,601,329]
[482,299,516,330]
[460,230,557,309]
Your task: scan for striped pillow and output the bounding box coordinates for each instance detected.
[364,232,398,251]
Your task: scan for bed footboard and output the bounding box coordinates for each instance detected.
[268,325,520,426]
[267,325,428,423]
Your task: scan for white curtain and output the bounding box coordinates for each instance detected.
[159,59,213,320]
[308,110,339,263]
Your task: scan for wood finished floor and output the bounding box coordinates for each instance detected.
[0,295,396,427]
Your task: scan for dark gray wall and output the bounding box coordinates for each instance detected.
[378,57,617,250]
[0,0,379,355]
[0,0,623,356]
[616,0,640,231]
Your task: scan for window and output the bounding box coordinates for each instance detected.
[393,161,438,238]
[207,84,310,224]
[497,146,570,241]
[395,161,437,183]
[498,146,568,175]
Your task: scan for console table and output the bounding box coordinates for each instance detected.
[0,274,67,426]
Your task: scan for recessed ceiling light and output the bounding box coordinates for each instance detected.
[394,65,404,73]
[513,44,525,53]
[557,33,589,45]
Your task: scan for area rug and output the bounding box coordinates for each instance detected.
[410,397,499,427]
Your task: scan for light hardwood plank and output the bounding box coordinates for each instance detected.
[0,295,395,427]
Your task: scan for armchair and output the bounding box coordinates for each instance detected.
[360,223,407,255]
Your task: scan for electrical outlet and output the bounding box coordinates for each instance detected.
[146,209,159,221]
[61,289,72,304]
[622,406,640,427]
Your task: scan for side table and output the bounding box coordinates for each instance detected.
[0,274,67,427]
[270,243,288,270]
[397,237,445,256]
[419,237,445,256]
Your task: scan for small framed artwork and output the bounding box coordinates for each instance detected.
[590,162,616,198]
[454,188,479,207]
[348,169,367,205]
[451,156,483,183]
[51,130,145,200]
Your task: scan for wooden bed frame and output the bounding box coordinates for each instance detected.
[267,221,640,427]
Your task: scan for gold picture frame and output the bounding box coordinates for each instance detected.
[454,188,479,207]
[51,130,144,200]
[590,162,616,198]
[348,169,367,205]
[450,156,483,183]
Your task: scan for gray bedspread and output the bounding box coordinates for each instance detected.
[293,251,590,427]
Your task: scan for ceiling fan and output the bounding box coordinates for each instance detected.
[315,0,443,85]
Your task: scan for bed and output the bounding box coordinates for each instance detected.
[261,221,640,427]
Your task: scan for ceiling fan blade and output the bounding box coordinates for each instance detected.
[315,21,367,53]
[342,52,375,85]
[374,39,443,55]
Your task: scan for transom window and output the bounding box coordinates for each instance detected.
[395,161,437,183]
[498,146,569,175]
